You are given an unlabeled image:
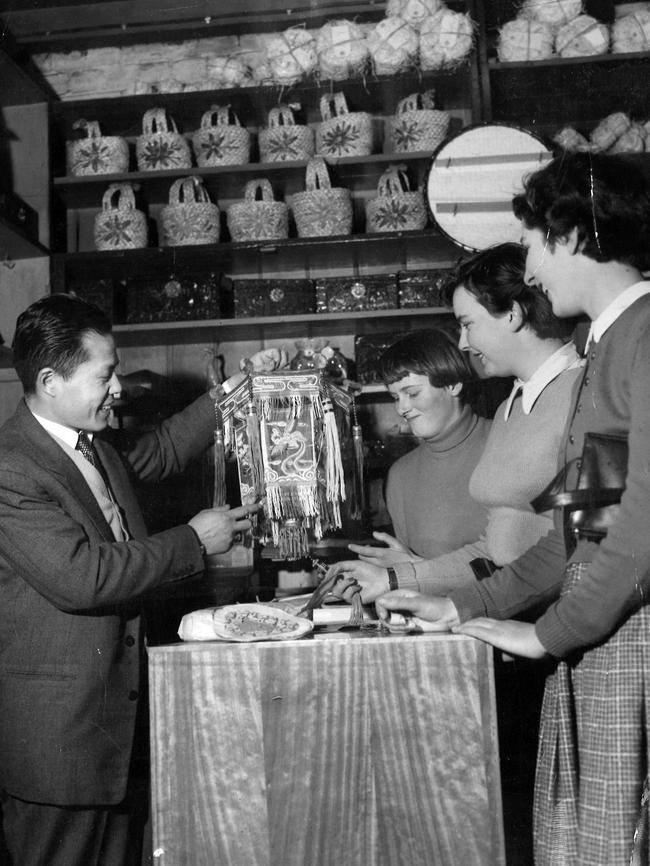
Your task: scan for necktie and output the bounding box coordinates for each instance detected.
[76,431,99,468]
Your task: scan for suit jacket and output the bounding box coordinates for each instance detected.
[0,393,214,805]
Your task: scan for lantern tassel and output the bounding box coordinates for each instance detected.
[212,426,227,507]
[246,400,265,499]
[350,400,365,520]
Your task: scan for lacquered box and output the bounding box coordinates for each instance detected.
[315,274,398,314]
[233,279,315,318]
[398,268,451,309]
[126,273,223,323]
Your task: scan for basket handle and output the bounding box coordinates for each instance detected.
[305,157,333,192]
[377,165,412,196]
[319,92,349,121]
[244,179,275,202]
[268,105,297,128]
[142,108,177,135]
[73,119,103,139]
[396,90,436,114]
[102,182,136,211]
[168,176,209,205]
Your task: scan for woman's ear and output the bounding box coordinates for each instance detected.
[448,382,463,397]
[508,301,525,331]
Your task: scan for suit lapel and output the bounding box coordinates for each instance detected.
[16,402,116,541]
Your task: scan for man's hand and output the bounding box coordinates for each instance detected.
[325,559,390,604]
[188,503,259,556]
[452,618,548,659]
[375,589,460,632]
[348,531,419,567]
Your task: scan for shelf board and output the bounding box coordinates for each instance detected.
[112,306,453,346]
[0,215,49,260]
[52,151,436,207]
[52,230,461,281]
[488,50,650,72]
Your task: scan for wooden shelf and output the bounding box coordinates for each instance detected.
[111,306,453,346]
[52,230,461,285]
[52,151,438,209]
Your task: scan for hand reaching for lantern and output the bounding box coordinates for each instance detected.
[348,532,420,567]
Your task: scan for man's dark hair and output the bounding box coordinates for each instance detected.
[377,328,477,404]
[443,242,575,342]
[512,151,650,271]
[12,294,112,394]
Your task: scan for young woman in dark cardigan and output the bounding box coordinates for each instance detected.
[375,151,650,866]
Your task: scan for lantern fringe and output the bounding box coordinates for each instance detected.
[277,520,310,559]
[323,397,345,503]
[350,420,365,520]
[212,427,227,507]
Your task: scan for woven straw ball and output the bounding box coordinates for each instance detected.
[553,126,591,152]
[521,0,583,30]
[267,28,318,86]
[386,0,446,32]
[555,15,609,57]
[608,124,647,154]
[367,17,418,75]
[207,55,250,88]
[419,9,475,70]
[612,9,650,54]
[497,17,554,62]
[590,112,631,151]
[316,20,369,80]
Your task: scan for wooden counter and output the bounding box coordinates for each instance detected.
[148,629,505,866]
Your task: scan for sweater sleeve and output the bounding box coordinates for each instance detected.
[394,536,489,592]
[385,464,408,548]
[535,331,650,657]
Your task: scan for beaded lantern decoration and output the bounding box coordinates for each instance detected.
[216,369,363,560]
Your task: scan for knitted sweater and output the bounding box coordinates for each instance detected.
[450,287,650,658]
[395,354,582,591]
[385,406,491,559]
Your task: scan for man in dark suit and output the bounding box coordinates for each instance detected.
[0,294,268,865]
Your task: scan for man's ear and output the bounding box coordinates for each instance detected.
[448,382,463,397]
[36,368,58,398]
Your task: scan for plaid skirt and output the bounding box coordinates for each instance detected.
[534,562,650,866]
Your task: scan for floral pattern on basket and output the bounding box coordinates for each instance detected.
[316,93,373,158]
[258,105,314,163]
[161,176,220,246]
[93,182,148,251]
[66,119,129,176]
[227,179,289,242]
[291,157,353,238]
[136,108,191,172]
[387,90,450,153]
[191,105,251,167]
[365,165,427,233]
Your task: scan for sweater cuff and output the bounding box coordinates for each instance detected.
[534,606,581,659]
[394,561,420,591]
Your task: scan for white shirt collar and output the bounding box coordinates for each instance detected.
[586,281,650,348]
[503,341,583,421]
[31,411,93,449]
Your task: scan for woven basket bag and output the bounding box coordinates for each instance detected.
[66,119,129,176]
[161,176,220,246]
[191,105,251,168]
[136,108,191,172]
[94,183,148,251]
[315,93,373,158]
[258,105,314,163]
[387,91,450,153]
[365,165,427,233]
[227,179,289,242]
[291,157,352,238]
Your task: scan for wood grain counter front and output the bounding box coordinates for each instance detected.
[148,629,505,866]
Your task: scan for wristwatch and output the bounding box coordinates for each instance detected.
[387,566,399,592]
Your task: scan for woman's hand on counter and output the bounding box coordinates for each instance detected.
[452,618,548,659]
[375,589,460,631]
[348,532,420,567]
